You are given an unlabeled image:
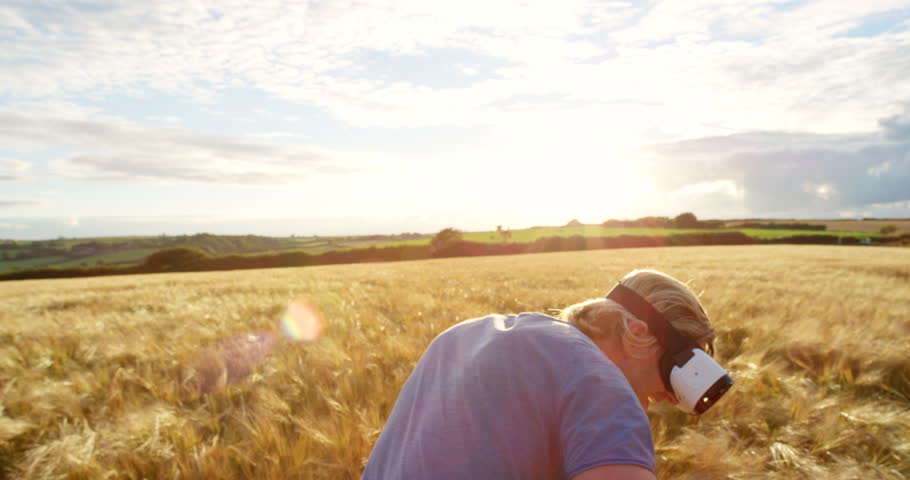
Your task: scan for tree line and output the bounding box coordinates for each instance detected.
[599,212,827,231]
[0,233,293,262]
[600,212,724,229]
[4,229,895,282]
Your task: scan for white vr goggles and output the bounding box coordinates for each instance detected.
[606,284,733,414]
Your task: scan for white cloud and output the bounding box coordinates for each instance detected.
[0,0,907,138]
[802,181,837,201]
[837,200,910,219]
[660,179,749,219]
[457,65,479,76]
[0,108,379,185]
[146,115,182,123]
[0,157,31,181]
[0,100,104,119]
[670,180,745,200]
[0,198,40,208]
[0,222,30,230]
[867,161,892,176]
[0,158,28,170]
[1,0,910,227]
[243,131,310,140]
[611,0,910,45]
[241,4,910,134]
[639,109,910,217]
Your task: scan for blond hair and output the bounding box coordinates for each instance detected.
[560,269,715,357]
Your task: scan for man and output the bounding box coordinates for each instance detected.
[363,269,729,479]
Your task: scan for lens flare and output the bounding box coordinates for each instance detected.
[279,299,323,342]
[186,331,276,395]
[184,300,323,396]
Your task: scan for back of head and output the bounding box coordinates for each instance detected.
[561,269,715,355]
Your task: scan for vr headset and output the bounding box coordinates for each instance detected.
[606,283,733,414]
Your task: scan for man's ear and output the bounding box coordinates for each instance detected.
[621,319,661,359]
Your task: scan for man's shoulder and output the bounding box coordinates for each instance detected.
[438,312,593,346]
[432,312,609,375]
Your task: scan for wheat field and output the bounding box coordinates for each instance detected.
[0,245,908,479]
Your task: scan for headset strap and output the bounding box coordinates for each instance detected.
[605,283,697,366]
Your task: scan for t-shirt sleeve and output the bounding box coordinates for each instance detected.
[558,347,656,478]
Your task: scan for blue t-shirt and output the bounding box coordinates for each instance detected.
[362,313,655,479]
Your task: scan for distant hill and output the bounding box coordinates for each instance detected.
[0,232,429,274]
[730,219,910,235]
[2,217,904,275]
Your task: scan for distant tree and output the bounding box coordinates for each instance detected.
[698,220,726,229]
[673,212,699,229]
[602,219,626,228]
[1,251,10,261]
[566,219,582,227]
[496,225,503,232]
[880,224,898,235]
[431,228,463,254]
[143,247,210,271]
[634,216,672,228]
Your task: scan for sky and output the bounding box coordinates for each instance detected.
[1,0,910,240]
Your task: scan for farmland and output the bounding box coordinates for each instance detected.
[2,221,895,276]
[751,219,910,235]
[376,225,882,248]
[1,245,908,479]
[0,233,429,274]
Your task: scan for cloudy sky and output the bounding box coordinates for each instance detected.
[1,0,909,239]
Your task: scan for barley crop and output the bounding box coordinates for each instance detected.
[1,245,908,479]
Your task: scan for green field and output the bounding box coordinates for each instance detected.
[376,226,880,247]
[50,248,161,269]
[0,234,426,273]
[0,249,160,273]
[0,226,883,275]
[0,256,69,273]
